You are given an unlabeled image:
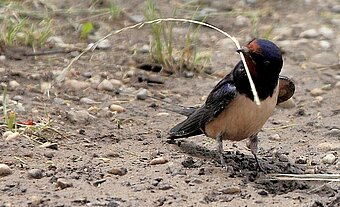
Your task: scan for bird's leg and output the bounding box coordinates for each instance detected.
[216,133,226,168]
[249,133,265,172]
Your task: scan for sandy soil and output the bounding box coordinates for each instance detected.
[0,0,339,206]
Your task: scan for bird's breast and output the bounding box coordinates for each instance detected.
[204,86,279,141]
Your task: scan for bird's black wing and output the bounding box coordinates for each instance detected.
[169,73,237,138]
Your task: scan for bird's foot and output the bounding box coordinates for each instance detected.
[219,152,227,169]
[254,154,266,173]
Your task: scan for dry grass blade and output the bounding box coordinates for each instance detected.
[269,174,340,182]
[55,17,261,105]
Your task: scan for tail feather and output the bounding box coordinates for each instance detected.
[169,108,205,139]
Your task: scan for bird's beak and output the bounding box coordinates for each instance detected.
[236,47,250,56]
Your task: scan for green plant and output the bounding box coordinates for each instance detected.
[80,22,94,39]
[2,17,52,48]
[2,86,8,125]
[108,1,121,19]
[3,17,28,46]
[25,18,52,47]
[1,86,16,130]
[145,0,210,73]
[250,13,259,38]
[145,0,166,64]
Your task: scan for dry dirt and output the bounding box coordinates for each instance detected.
[0,0,339,207]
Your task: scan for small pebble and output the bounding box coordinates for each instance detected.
[109,104,125,113]
[150,157,168,165]
[97,39,112,49]
[64,79,90,91]
[12,95,23,101]
[53,98,65,105]
[319,40,330,49]
[82,72,92,78]
[158,183,173,190]
[56,178,73,189]
[299,29,319,38]
[304,168,316,174]
[70,51,80,57]
[28,196,43,206]
[318,27,335,39]
[40,142,58,150]
[331,5,340,13]
[317,142,340,151]
[108,168,127,176]
[258,190,268,196]
[5,132,20,141]
[27,169,43,179]
[269,133,282,141]
[136,89,149,100]
[67,110,94,123]
[336,81,340,89]
[139,44,150,53]
[129,15,145,23]
[277,154,289,162]
[47,36,64,45]
[0,164,12,176]
[9,80,20,89]
[97,79,114,91]
[322,154,336,164]
[326,129,340,137]
[322,84,332,91]
[3,131,14,139]
[80,97,99,105]
[44,151,54,158]
[313,96,323,106]
[183,71,194,78]
[295,156,307,164]
[110,79,123,87]
[220,186,241,194]
[310,88,325,96]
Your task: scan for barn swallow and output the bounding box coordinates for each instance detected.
[169,38,295,170]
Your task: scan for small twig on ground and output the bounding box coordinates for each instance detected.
[263,124,299,131]
[55,18,261,105]
[307,181,335,194]
[269,174,340,182]
[14,156,26,164]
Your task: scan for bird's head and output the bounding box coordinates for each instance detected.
[237,39,283,80]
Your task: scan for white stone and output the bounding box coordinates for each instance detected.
[299,29,319,38]
[322,154,336,164]
[109,104,125,113]
[0,164,12,176]
[9,80,20,89]
[64,79,91,91]
[310,88,325,96]
[97,79,114,91]
[97,39,112,49]
[319,40,330,49]
[319,27,335,39]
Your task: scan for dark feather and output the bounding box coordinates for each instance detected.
[169,73,237,139]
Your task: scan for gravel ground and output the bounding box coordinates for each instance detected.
[0,0,339,206]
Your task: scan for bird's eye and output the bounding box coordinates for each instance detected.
[264,61,270,66]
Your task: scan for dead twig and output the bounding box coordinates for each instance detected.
[55,18,261,105]
[269,174,340,182]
